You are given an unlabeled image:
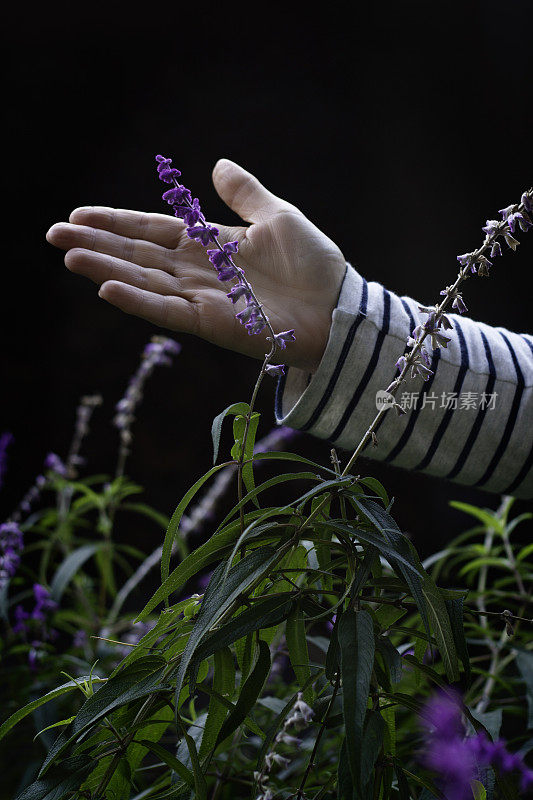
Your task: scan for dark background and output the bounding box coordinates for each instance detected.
[2,1,532,561]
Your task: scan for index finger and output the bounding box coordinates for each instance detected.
[69,206,186,249]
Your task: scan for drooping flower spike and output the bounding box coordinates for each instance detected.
[155,155,295,370]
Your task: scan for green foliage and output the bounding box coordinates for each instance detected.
[2,386,532,800]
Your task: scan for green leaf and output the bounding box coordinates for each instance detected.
[216,639,270,746]
[211,401,249,464]
[174,547,279,704]
[199,647,235,757]
[375,636,403,684]
[39,657,169,777]
[337,738,354,800]
[286,605,312,704]
[468,708,502,742]
[161,462,231,587]
[516,650,533,729]
[422,582,460,682]
[33,716,76,741]
[449,501,504,534]
[338,609,375,795]
[50,544,104,602]
[139,740,195,787]
[471,780,487,800]
[359,477,389,507]
[361,710,385,789]
[445,596,471,683]
[0,675,106,742]
[14,756,94,800]
[138,521,244,621]
[190,596,293,684]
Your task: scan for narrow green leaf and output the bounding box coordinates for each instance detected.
[139,740,195,787]
[337,738,354,800]
[0,675,106,742]
[200,647,235,757]
[471,780,487,800]
[445,596,471,683]
[50,544,104,602]
[211,401,249,465]
[375,636,403,684]
[360,477,389,507]
[449,501,504,534]
[137,521,242,621]
[338,609,375,795]
[190,597,293,686]
[161,463,230,587]
[361,710,385,789]
[174,547,278,704]
[14,756,94,800]
[516,650,533,728]
[286,606,312,704]
[216,639,271,745]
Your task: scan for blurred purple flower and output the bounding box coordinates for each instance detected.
[44,452,67,476]
[273,330,296,350]
[0,521,24,589]
[264,364,286,378]
[0,432,13,489]
[419,689,533,798]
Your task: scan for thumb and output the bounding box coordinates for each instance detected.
[212,158,291,223]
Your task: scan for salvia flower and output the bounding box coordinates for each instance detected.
[490,240,502,258]
[186,224,219,245]
[0,432,13,490]
[226,284,252,304]
[482,219,500,236]
[521,192,532,214]
[498,204,515,220]
[452,294,468,314]
[44,452,67,476]
[412,362,433,381]
[155,155,295,352]
[419,689,533,799]
[0,521,24,589]
[396,355,407,373]
[264,364,286,378]
[273,330,296,350]
[457,252,477,272]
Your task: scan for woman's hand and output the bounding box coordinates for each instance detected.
[46,159,346,372]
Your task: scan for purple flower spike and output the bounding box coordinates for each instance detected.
[187,225,219,246]
[265,363,286,377]
[273,330,296,349]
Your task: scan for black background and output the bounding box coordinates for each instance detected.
[2,1,532,562]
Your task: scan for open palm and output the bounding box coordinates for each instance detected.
[47,159,346,372]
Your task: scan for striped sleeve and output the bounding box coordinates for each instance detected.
[275,263,533,500]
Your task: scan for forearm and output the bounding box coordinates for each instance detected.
[275,264,533,499]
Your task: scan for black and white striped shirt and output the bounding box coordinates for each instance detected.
[275,264,533,500]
